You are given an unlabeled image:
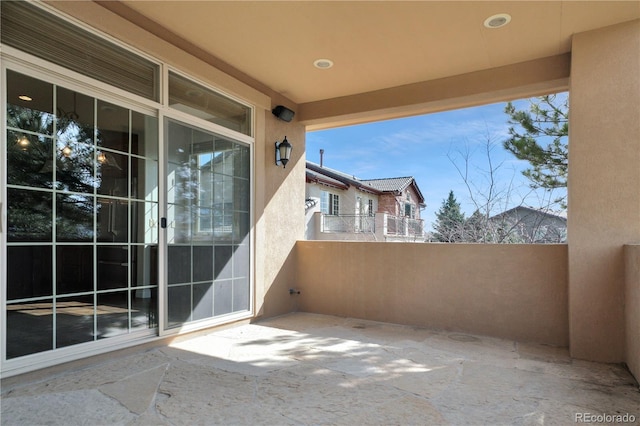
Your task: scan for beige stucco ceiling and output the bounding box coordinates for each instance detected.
[111,1,639,106]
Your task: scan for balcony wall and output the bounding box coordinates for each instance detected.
[295,241,568,346]
[625,244,640,380]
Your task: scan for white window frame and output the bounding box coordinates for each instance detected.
[0,3,256,376]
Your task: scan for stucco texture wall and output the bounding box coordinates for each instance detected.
[296,241,569,346]
[255,112,306,318]
[569,19,640,363]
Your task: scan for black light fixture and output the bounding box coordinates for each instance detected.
[275,136,292,168]
[272,105,295,122]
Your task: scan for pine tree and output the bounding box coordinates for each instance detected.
[503,94,568,206]
[432,190,465,242]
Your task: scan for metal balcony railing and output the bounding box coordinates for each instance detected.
[321,214,376,234]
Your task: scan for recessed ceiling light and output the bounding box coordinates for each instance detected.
[18,95,33,101]
[313,59,334,69]
[484,13,511,29]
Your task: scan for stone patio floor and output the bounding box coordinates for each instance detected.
[1,312,639,425]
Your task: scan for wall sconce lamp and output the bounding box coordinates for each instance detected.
[275,136,292,168]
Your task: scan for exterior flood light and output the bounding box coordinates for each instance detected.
[275,136,292,168]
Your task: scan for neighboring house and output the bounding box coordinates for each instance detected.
[305,162,426,241]
[489,206,567,243]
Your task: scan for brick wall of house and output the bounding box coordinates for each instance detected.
[378,194,399,215]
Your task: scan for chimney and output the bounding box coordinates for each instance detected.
[320,149,324,167]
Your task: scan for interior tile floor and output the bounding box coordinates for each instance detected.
[1,313,639,425]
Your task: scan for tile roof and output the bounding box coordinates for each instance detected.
[360,177,414,192]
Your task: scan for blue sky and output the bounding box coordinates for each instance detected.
[306,96,567,229]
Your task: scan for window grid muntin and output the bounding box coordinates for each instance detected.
[5,71,159,359]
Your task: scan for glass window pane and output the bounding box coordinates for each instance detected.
[169,72,251,136]
[96,151,128,197]
[6,70,54,135]
[57,87,94,142]
[7,131,53,188]
[56,295,95,348]
[56,245,94,295]
[131,112,158,159]
[167,285,191,328]
[131,245,158,287]
[97,292,129,339]
[56,193,94,242]
[131,288,157,330]
[7,246,53,300]
[8,188,52,242]
[97,246,128,290]
[97,101,129,152]
[167,203,191,244]
[6,300,53,359]
[54,142,96,193]
[193,282,213,321]
[97,198,128,242]
[131,158,158,201]
[131,201,158,244]
[213,281,232,316]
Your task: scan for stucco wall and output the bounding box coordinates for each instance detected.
[295,241,569,346]
[569,20,640,362]
[624,245,640,380]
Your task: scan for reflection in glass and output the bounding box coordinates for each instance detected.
[131,157,158,201]
[5,70,160,360]
[168,72,251,136]
[131,201,158,244]
[7,131,54,188]
[131,288,158,330]
[7,246,53,300]
[54,142,96,193]
[6,300,53,359]
[56,295,95,348]
[166,119,250,329]
[97,100,129,152]
[57,87,94,140]
[56,193,94,242]
[6,70,54,135]
[56,246,94,295]
[97,198,128,242]
[97,292,129,339]
[97,246,128,290]
[131,111,158,159]
[96,151,128,197]
[8,188,52,242]
[131,245,158,287]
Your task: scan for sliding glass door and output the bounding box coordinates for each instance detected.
[4,70,159,359]
[165,120,250,329]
